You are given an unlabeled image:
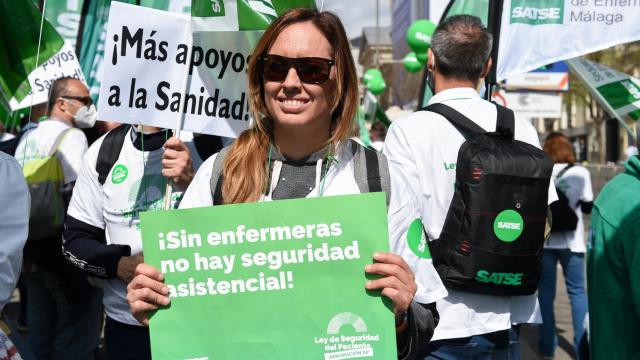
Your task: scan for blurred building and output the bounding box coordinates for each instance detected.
[357,26,393,108]
[532,44,640,165]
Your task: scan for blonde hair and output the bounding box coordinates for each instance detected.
[221,8,358,204]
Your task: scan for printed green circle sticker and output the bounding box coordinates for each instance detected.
[493,209,524,243]
[111,164,128,184]
[407,218,431,259]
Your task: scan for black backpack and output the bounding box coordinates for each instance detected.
[549,164,578,232]
[423,103,553,296]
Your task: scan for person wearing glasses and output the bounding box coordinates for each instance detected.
[126,8,444,360]
[14,77,103,360]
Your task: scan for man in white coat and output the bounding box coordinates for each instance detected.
[384,15,556,359]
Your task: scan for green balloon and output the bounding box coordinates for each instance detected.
[367,75,386,95]
[403,52,423,73]
[363,68,383,84]
[406,19,436,54]
[416,52,428,64]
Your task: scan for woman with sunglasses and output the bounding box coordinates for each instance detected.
[127,8,443,359]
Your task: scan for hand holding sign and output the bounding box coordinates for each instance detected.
[162,137,195,191]
[127,262,170,326]
[364,252,417,324]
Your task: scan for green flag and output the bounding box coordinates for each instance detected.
[191,0,316,31]
[44,0,85,50]
[0,1,64,103]
[443,0,488,24]
[139,0,191,13]
[568,58,640,126]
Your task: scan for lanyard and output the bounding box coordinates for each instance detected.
[262,143,334,201]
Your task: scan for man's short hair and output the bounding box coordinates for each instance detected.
[47,76,77,115]
[431,15,493,82]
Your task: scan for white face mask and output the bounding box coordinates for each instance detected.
[60,98,97,128]
[73,104,98,128]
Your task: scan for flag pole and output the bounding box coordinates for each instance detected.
[485,0,504,101]
[163,15,194,210]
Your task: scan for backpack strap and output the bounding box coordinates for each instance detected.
[349,139,391,206]
[209,146,232,205]
[420,103,485,136]
[193,134,226,162]
[556,163,574,179]
[49,128,74,157]
[494,103,515,140]
[96,124,131,186]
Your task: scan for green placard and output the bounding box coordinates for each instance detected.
[141,192,396,359]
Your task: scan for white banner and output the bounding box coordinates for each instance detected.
[567,57,640,121]
[497,0,640,81]
[9,42,86,111]
[98,3,260,137]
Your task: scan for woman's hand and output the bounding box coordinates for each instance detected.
[364,252,417,325]
[126,263,171,326]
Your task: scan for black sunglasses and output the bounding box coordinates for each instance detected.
[261,54,334,84]
[62,95,93,106]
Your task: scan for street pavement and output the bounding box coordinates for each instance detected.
[521,267,577,360]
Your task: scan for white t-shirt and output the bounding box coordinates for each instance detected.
[180,140,448,305]
[15,118,88,184]
[384,87,558,340]
[67,127,202,325]
[545,163,593,253]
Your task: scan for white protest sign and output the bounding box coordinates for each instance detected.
[98,2,259,137]
[497,0,640,81]
[9,41,86,111]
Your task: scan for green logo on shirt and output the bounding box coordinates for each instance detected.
[407,219,431,259]
[493,209,524,242]
[112,164,128,184]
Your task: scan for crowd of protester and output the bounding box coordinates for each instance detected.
[0,9,638,360]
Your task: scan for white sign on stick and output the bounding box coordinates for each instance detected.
[98,2,260,138]
[9,41,86,111]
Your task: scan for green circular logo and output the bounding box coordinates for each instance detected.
[493,209,524,242]
[111,164,128,184]
[407,218,431,259]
